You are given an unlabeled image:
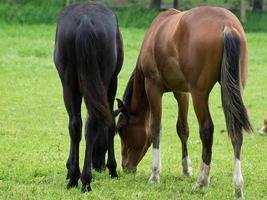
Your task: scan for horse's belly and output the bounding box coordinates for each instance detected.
[160,57,189,92]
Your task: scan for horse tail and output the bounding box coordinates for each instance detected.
[75,15,113,126]
[220,26,253,139]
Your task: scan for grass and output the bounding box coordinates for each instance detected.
[0,24,267,199]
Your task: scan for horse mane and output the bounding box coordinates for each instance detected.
[122,57,148,117]
[123,68,136,109]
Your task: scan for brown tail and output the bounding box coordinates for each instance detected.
[220,27,253,139]
[75,15,113,126]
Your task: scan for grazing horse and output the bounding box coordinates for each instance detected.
[259,115,267,135]
[54,2,123,192]
[116,7,252,199]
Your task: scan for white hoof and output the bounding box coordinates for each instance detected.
[234,187,244,200]
[192,162,210,190]
[192,178,209,190]
[181,156,193,176]
[258,126,267,136]
[148,173,160,183]
[181,166,193,176]
[233,159,244,199]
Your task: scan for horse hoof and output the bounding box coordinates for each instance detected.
[181,167,193,177]
[93,164,106,172]
[66,180,78,189]
[234,188,245,200]
[94,167,104,173]
[192,180,208,191]
[192,183,202,191]
[81,184,92,193]
[110,171,119,178]
[258,128,267,136]
[122,167,136,173]
[148,174,160,183]
[181,157,193,177]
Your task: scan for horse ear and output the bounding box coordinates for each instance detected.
[113,98,125,117]
[114,98,129,131]
[116,98,129,119]
[116,98,124,109]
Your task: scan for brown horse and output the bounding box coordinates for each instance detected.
[116,7,252,199]
[259,115,267,135]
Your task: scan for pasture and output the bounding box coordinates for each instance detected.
[0,24,267,199]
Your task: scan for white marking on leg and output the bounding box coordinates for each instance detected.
[233,159,244,199]
[148,148,160,183]
[259,125,267,135]
[181,156,193,176]
[192,162,210,190]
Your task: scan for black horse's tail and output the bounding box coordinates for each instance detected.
[220,26,253,139]
[75,15,113,126]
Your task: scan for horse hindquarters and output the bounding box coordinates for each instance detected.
[220,27,252,199]
[75,15,113,192]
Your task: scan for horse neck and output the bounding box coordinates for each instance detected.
[129,67,149,120]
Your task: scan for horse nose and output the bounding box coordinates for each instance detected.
[121,156,137,173]
[122,163,136,173]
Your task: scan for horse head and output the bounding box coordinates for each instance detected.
[114,97,151,172]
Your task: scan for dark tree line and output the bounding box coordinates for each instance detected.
[150,0,179,9]
[240,0,264,22]
[150,0,264,12]
[65,0,264,12]
[253,0,263,11]
[64,0,265,23]
[149,0,264,23]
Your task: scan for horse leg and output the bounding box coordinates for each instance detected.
[191,92,214,189]
[106,77,118,178]
[173,92,192,176]
[61,72,82,189]
[230,132,244,199]
[145,78,163,183]
[92,134,107,172]
[81,115,99,192]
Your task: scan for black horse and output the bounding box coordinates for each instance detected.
[54,2,123,192]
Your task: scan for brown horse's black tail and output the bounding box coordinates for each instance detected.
[220,27,253,139]
[75,15,113,126]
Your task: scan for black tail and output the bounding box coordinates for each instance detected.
[221,27,253,139]
[75,15,113,126]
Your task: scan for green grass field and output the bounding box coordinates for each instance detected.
[0,24,267,200]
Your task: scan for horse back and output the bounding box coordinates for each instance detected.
[139,7,247,93]
[54,3,120,86]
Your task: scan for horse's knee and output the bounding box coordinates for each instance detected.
[68,116,82,143]
[199,119,214,164]
[200,120,214,146]
[176,120,189,141]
